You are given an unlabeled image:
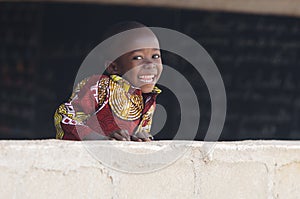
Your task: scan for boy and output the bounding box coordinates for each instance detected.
[54,22,163,141]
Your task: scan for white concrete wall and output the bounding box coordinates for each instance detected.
[0,140,300,199]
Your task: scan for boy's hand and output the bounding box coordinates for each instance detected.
[108,129,130,141]
[131,132,153,142]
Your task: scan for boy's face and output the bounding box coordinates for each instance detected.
[111,32,163,93]
[115,48,162,93]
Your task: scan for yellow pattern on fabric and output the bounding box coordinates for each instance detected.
[73,112,89,123]
[110,75,161,94]
[69,77,90,101]
[152,86,162,94]
[98,77,109,106]
[54,110,64,139]
[109,75,161,121]
[110,75,131,92]
[109,79,144,120]
[58,104,74,119]
[135,104,155,135]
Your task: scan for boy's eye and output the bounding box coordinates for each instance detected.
[133,56,143,60]
[152,54,161,59]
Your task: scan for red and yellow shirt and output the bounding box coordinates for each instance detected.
[54,74,161,140]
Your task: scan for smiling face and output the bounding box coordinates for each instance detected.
[115,48,162,93]
[107,29,163,93]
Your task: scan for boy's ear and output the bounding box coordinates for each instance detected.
[105,61,119,75]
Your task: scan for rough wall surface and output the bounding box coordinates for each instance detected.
[0,140,299,199]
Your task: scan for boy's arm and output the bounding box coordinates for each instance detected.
[131,103,156,142]
[54,76,104,140]
[54,102,107,140]
[132,87,161,141]
[54,75,130,141]
[54,104,130,141]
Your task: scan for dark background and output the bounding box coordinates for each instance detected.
[1,2,300,140]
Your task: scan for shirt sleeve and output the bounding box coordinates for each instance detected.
[54,75,112,140]
[134,94,158,139]
[54,103,96,140]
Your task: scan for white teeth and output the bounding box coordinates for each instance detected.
[139,79,153,83]
[138,75,155,83]
[138,75,155,79]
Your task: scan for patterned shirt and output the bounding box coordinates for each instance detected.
[54,74,161,140]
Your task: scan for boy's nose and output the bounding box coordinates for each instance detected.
[143,63,156,69]
[143,58,152,64]
[142,58,155,68]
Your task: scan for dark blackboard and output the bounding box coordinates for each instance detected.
[1,2,300,140]
[181,12,300,140]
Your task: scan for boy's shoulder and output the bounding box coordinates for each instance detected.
[70,75,110,100]
[77,74,109,89]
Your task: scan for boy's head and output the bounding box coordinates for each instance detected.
[103,21,163,93]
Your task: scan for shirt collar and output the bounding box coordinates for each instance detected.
[110,75,161,94]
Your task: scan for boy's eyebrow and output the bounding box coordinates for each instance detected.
[152,48,160,51]
[129,48,160,54]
